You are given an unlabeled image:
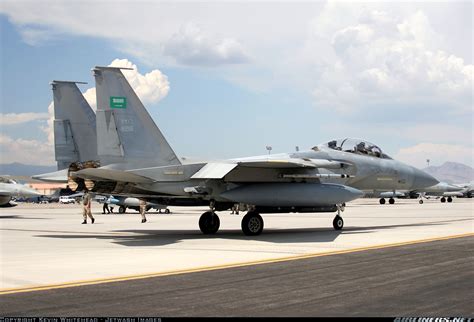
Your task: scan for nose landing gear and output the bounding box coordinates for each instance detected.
[333,204,344,230]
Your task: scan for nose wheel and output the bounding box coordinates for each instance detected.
[333,215,344,230]
[332,204,344,230]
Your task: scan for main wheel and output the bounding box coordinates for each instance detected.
[333,215,344,230]
[440,197,446,203]
[447,197,453,203]
[241,212,264,236]
[165,208,170,214]
[419,199,424,204]
[119,205,126,213]
[389,198,395,205]
[379,198,386,205]
[199,211,220,234]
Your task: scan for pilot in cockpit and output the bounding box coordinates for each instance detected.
[356,142,367,154]
[328,140,337,149]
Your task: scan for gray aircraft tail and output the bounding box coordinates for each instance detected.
[93,66,181,169]
[52,81,98,170]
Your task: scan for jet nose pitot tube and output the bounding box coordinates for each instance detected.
[411,168,439,190]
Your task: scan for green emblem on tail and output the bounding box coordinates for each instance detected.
[110,96,127,109]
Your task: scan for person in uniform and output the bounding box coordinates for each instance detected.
[139,199,147,223]
[102,198,110,214]
[82,191,95,224]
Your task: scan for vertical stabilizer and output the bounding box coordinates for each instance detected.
[93,66,181,169]
[52,81,98,170]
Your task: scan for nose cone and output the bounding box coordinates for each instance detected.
[445,183,462,192]
[412,168,439,190]
[344,185,365,201]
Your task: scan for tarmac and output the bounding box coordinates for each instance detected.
[0,198,473,316]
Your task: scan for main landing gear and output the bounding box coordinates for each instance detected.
[199,201,220,234]
[379,198,395,205]
[198,202,264,236]
[440,197,453,203]
[333,204,344,230]
[241,211,264,236]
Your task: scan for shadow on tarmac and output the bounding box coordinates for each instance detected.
[0,215,49,220]
[32,217,472,247]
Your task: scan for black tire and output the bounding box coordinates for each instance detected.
[241,212,264,236]
[165,208,170,214]
[389,198,395,205]
[333,215,344,230]
[119,206,126,213]
[199,211,220,234]
[440,197,446,203]
[379,198,386,205]
[447,197,453,203]
[419,199,424,204]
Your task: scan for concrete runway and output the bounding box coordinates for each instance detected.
[0,236,472,316]
[0,199,473,315]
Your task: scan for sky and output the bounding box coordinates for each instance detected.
[0,1,472,169]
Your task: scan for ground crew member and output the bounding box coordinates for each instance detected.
[139,199,147,223]
[102,199,110,214]
[82,191,95,224]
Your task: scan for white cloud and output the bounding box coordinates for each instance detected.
[163,22,250,66]
[0,134,54,165]
[304,7,473,113]
[0,2,251,67]
[395,143,474,168]
[109,59,170,105]
[0,112,49,125]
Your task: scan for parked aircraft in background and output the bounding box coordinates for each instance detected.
[0,176,41,207]
[416,182,464,204]
[377,181,464,204]
[60,66,438,236]
[454,182,474,198]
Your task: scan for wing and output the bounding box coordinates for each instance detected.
[191,158,351,179]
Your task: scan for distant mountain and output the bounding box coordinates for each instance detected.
[423,162,474,184]
[0,162,56,177]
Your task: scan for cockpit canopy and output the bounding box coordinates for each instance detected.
[0,177,17,184]
[318,138,392,159]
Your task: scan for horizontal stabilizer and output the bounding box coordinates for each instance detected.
[32,169,69,183]
[75,168,155,184]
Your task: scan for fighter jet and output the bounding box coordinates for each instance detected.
[377,181,464,204]
[416,182,464,204]
[63,66,438,236]
[0,176,41,207]
[453,182,474,198]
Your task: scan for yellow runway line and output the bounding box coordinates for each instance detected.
[1,232,473,295]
